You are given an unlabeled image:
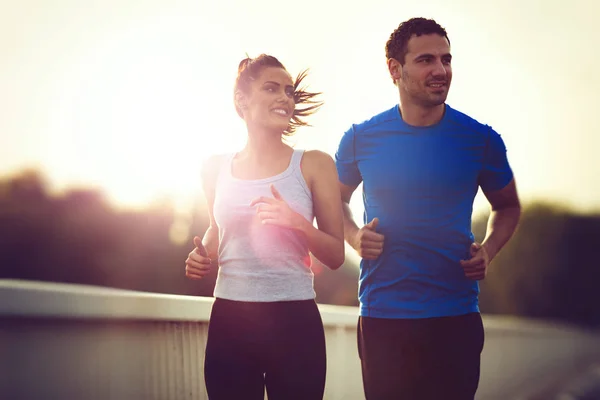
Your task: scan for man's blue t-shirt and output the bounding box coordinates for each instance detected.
[335,104,513,319]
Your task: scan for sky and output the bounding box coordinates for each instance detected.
[1,0,599,217]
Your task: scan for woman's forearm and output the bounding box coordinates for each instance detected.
[299,219,345,270]
[202,225,219,261]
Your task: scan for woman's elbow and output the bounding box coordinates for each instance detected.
[327,246,346,270]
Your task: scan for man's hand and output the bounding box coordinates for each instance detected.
[352,217,385,260]
[185,236,212,280]
[460,242,490,280]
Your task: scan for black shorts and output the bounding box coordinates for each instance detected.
[357,312,484,400]
[204,298,326,400]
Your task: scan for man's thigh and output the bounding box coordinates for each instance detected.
[358,316,429,399]
[428,313,485,399]
[357,313,484,400]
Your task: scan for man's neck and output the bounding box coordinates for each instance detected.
[398,101,446,127]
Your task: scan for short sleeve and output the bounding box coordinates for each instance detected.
[478,128,514,192]
[335,125,362,187]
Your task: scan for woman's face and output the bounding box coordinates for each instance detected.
[239,67,295,133]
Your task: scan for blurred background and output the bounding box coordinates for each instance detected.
[1,0,600,328]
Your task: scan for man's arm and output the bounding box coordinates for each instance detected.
[340,182,384,260]
[460,178,520,280]
[340,182,361,247]
[481,178,521,262]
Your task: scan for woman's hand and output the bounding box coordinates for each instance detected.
[250,184,308,232]
[184,236,212,280]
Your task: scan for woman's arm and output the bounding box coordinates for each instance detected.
[301,150,345,269]
[200,154,222,260]
[185,155,222,280]
[249,150,345,269]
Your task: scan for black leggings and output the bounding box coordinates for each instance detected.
[204,298,326,400]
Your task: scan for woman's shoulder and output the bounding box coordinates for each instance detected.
[301,149,335,166]
[299,150,337,183]
[201,153,231,182]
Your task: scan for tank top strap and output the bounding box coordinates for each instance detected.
[216,153,236,182]
[289,149,305,173]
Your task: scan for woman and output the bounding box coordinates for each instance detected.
[184,54,345,400]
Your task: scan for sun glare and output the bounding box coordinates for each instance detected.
[44,18,245,210]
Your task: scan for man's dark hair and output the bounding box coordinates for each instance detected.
[385,18,450,65]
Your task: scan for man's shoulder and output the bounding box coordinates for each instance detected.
[445,105,495,135]
[351,105,400,134]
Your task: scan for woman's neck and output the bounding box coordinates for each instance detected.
[239,126,289,164]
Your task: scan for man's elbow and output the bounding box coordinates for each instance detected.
[492,202,522,230]
[492,198,521,214]
[507,202,522,218]
[515,202,522,216]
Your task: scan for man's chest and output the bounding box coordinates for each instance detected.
[357,134,485,196]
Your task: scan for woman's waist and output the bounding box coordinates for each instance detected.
[217,258,314,275]
[215,268,315,302]
[218,240,311,264]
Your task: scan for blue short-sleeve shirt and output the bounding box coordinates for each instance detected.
[335,104,513,319]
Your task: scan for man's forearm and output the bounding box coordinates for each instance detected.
[482,206,521,262]
[342,202,360,249]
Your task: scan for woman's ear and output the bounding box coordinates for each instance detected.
[235,91,247,111]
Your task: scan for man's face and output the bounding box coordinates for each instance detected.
[394,33,452,108]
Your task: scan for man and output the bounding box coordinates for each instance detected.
[335,17,521,400]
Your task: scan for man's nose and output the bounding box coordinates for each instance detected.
[432,60,448,78]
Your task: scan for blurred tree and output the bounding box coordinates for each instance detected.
[1,170,598,324]
[0,169,359,306]
[476,202,600,327]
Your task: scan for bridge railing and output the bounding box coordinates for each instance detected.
[1,279,599,399]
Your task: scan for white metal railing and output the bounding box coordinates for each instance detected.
[1,279,599,400]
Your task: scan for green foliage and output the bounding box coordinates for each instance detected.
[0,170,358,306]
[3,170,599,325]
[476,202,600,327]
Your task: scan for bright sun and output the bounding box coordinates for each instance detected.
[45,18,246,210]
[38,12,376,245]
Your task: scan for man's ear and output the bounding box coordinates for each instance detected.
[387,58,402,85]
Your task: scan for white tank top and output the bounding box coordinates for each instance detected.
[212,149,315,301]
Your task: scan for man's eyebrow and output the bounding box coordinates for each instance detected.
[414,53,452,60]
[414,53,435,60]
